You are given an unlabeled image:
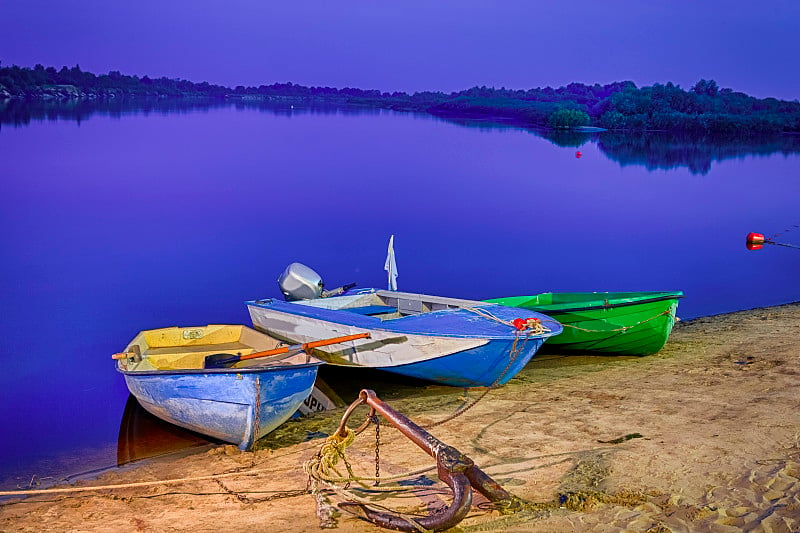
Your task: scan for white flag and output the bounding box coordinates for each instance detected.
[384,234,398,291]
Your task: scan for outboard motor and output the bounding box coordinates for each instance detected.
[278,262,356,301]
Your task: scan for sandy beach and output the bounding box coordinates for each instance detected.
[2,303,799,532]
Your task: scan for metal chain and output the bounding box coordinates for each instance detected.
[372,414,381,486]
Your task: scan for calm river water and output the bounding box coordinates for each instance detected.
[1,100,798,490]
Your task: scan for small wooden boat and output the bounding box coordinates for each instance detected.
[485,291,683,356]
[247,289,562,387]
[114,325,324,450]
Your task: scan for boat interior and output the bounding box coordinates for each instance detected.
[292,290,485,320]
[117,325,299,372]
[491,291,684,310]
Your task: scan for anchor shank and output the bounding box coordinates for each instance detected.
[359,389,444,458]
[335,389,518,531]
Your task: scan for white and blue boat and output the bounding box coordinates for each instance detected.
[114,325,324,450]
[247,289,562,388]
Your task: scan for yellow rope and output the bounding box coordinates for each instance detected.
[304,428,356,484]
[307,429,403,528]
[305,424,443,532]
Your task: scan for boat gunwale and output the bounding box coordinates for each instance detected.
[117,359,324,377]
[246,299,561,340]
[491,292,684,314]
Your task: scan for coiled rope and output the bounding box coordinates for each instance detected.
[304,429,435,532]
[304,428,435,488]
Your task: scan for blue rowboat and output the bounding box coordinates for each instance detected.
[115,325,323,450]
[247,289,562,388]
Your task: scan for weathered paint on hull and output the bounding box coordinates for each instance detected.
[486,292,682,356]
[247,303,556,387]
[121,363,321,450]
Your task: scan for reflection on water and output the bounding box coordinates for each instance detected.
[0,97,379,129]
[541,128,800,175]
[1,97,798,494]
[596,132,800,175]
[538,129,595,148]
[117,395,214,466]
[4,98,799,175]
[0,97,225,127]
[402,109,800,175]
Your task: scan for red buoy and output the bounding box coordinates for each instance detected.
[746,232,765,251]
[575,151,582,159]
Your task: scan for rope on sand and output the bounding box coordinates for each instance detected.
[0,466,281,497]
[1,436,335,499]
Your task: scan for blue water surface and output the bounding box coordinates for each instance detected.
[1,102,798,489]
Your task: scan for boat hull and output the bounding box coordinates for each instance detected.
[120,363,321,450]
[486,292,683,356]
[248,296,559,387]
[378,336,546,387]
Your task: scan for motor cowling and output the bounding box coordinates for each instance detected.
[278,262,357,301]
[278,263,324,301]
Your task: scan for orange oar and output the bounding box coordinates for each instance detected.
[203,332,370,369]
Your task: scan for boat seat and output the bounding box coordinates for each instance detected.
[344,305,398,316]
[143,342,260,370]
[144,342,255,356]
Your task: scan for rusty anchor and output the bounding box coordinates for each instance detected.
[334,389,519,532]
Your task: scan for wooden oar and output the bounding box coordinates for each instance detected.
[203,332,371,369]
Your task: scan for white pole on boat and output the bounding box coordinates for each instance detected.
[385,234,398,291]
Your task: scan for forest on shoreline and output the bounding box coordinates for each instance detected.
[2,63,799,135]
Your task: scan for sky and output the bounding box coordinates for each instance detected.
[2,0,799,100]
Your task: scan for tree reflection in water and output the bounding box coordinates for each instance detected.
[594,132,800,175]
[3,99,799,175]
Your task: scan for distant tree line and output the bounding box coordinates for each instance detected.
[1,63,799,134]
[595,80,800,134]
[0,63,230,98]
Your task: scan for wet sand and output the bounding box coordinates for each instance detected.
[2,303,799,532]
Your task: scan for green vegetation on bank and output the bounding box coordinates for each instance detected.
[1,63,798,134]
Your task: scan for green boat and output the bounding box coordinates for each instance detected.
[485,291,683,356]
